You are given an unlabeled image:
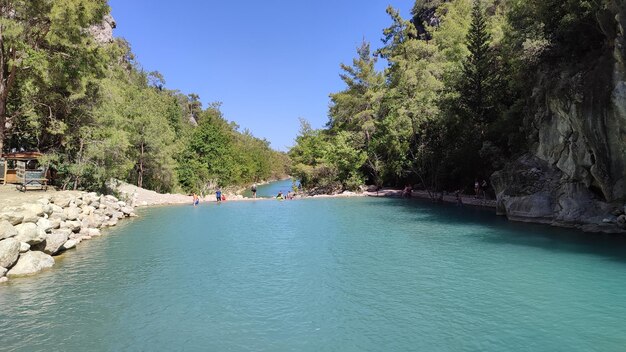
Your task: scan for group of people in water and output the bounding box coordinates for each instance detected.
[191,183,296,206]
[192,188,226,206]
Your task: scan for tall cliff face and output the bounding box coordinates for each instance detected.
[492,1,626,232]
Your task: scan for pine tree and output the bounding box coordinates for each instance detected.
[459,0,496,128]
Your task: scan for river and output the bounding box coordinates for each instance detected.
[1,194,626,351]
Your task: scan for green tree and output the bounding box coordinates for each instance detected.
[328,41,384,185]
[458,0,498,129]
[0,0,109,153]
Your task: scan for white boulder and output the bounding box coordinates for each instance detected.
[39,232,70,255]
[49,212,67,222]
[36,218,54,233]
[61,220,82,232]
[61,239,78,250]
[0,211,24,225]
[0,238,21,268]
[7,251,55,277]
[64,206,80,221]
[0,220,18,240]
[51,195,72,207]
[19,242,30,253]
[14,223,46,245]
[120,206,134,215]
[21,210,40,224]
[21,203,44,217]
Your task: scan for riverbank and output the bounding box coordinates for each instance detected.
[364,188,497,209]
[0,185,138,283]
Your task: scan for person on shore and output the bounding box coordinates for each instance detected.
[474,179,480,198]
[455,190,463,206]
[276,191,284,200]
[481,179,488,199]
[216,188,222,203]
[251,183,257,198]
[402,184,412,198]
[192,193,199,206]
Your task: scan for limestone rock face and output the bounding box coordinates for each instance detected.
[0,238,21,268]
[14,223,46,245]
[7,251,54,277]
[89,14,116,44]
[491,4,626,233]
[0,220,18,240]
[492,155,622,232]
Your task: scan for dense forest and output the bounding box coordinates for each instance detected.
[0,0,289,194]
[290,0,610,195]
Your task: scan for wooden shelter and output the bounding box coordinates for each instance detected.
[1,152,48,190]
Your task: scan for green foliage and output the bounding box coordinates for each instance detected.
[292,0,605,193]
[177,105,289,194]
[2,3,288,192]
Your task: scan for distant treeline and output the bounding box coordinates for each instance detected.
[0,1,289,193]
[289,0,604,193]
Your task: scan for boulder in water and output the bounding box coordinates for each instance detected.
[61,239,78,251]
[38,232,70,255]
[7,251,54,277]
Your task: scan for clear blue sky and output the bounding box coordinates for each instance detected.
[109,0,413,151]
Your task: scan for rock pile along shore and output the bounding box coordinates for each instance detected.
[0,192,136,282]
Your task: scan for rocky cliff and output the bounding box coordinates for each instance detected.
[492,1,626,233]
[89,14,116,44]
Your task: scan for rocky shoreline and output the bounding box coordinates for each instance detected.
[0,192,137,283]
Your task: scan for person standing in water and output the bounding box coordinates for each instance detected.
[192,193,199,206]
[216,188,222,203]
[251,183,257,198]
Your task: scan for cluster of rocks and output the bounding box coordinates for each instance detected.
[0,192,136,282]
[492,155,626,233]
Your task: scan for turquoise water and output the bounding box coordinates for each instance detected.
[242,178,296,198]
[2,196,626,351]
